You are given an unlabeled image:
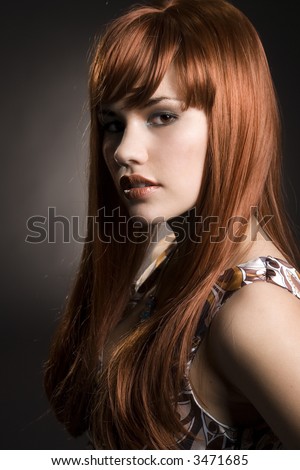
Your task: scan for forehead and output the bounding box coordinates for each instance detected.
[151,66,180,98]
[102,66,183,111]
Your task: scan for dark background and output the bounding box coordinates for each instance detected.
[1,0,299,449]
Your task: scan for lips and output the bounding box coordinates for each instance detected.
[120,175,160,200]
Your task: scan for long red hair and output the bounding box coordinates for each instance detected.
[44,0,299,448]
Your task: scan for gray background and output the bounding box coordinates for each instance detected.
[1,1,299,449]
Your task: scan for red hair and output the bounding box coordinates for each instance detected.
[44,0,299,448]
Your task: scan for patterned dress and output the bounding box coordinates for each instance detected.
[177,255,300,449]
[132,251,300,450]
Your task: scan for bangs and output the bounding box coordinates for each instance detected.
[89,5,215,112]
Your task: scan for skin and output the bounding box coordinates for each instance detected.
[189,232,300,449]
[101,66,208,224]
[205,281,300,449]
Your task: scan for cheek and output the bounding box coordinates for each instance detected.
[164,135,207,204]
[102,140,116,175]
[160,115,208,170]
[167,134,207,174]
[102,138,111,160]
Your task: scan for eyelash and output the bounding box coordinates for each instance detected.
[100,112,179,133]
[148,112,178,127]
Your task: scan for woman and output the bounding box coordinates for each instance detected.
[44,0,300,449]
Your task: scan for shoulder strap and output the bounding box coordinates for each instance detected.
[195,256,300,338]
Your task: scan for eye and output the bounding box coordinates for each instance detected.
[101,120,124,133]
[148,112,178,126]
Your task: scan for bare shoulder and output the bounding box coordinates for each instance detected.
[208,281,300,448]
[210,280,300,349]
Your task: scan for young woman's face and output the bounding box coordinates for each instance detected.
[100,66,208,223]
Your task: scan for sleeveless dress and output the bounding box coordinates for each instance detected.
[92,237,300,450]
[130,250,300,450]
[177,255,300,450]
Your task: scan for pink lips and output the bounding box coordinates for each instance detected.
[120,175,160,200]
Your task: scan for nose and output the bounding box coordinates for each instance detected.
[114,124,148,167]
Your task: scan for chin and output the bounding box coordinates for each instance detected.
[127,211,166,226]
[125,201,193,226]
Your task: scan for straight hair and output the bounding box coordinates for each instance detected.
[44,0,299,448]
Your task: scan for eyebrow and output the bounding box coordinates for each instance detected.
[141,96,183,108]
[98,97,183,118]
